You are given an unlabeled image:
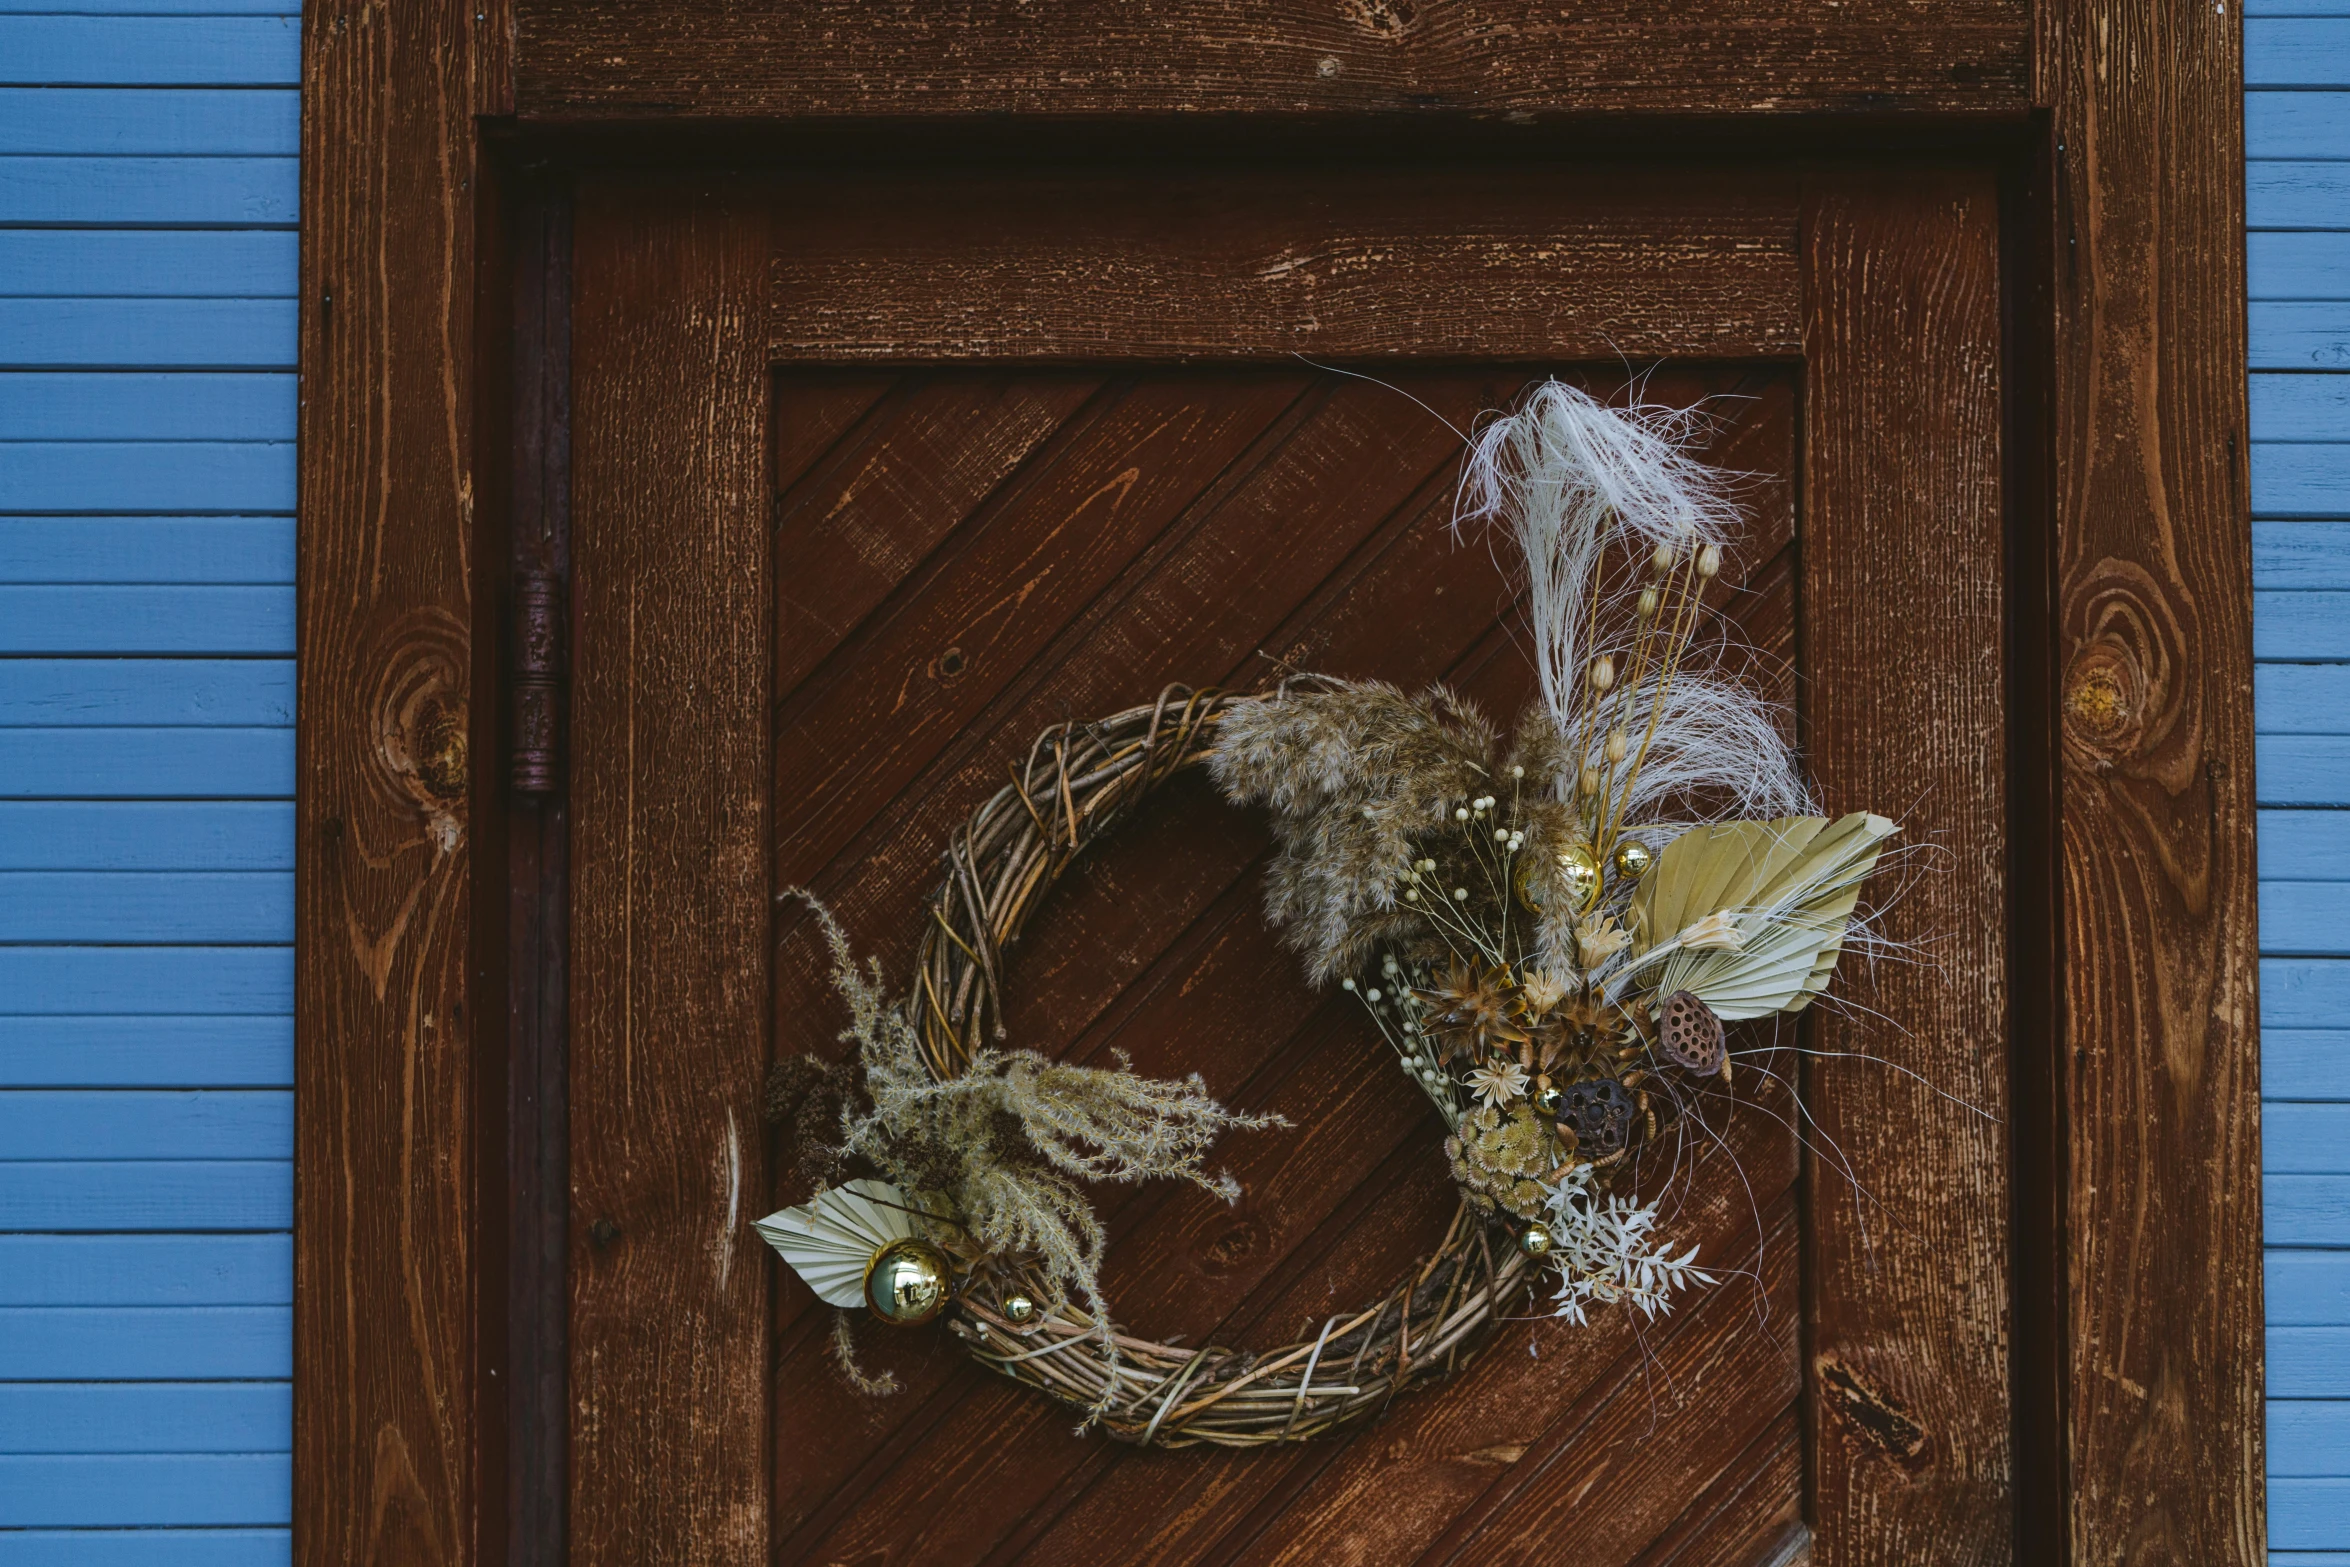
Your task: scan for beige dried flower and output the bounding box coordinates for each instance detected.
[1677,909,1745,951]
[1518,968,1570,1020]
[1575,913,1632,970]
[1468,1060,1530,1109]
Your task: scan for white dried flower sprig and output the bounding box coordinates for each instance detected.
[1346,959,1465,1127]
[1540,1164,1717,1326]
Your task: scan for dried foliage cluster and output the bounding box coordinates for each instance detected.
[758,382,1897,1448]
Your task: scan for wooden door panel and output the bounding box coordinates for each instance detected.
[763,365,1806,1565]
[1802,175,2009,1559]
[769,373,1104,705]
[762,168,1805,364]
[564,167,2009,1565]
[568,183,773,1567]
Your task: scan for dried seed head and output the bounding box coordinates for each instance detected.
[1588,655,1616,693]
[1696,543,1722,579]
[1605,728,1629,764]
[1651,540,1675,573]
[1637,586,1660,619]
[1578,764,1602,796]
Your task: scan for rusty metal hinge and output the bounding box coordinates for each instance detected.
[511,571,564,795]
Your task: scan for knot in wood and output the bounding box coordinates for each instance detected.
[2061,564,2189,782]
[365,607,473,832]
[1815,1354,1931,1471]
[2063,647,2135,748]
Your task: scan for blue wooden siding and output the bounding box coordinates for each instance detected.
[2256,4,2350,1560]
[0,6,2340,1561]
[0,4,297,1561]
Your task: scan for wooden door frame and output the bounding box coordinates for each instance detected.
[295,3,2260,1564]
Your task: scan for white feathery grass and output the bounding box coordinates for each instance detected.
[1573,669,1814,828]
[1454,381,1746,750]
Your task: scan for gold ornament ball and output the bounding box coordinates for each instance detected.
[1519,1223,1555,1258]
[863,1238,951,1327]
[1000,1291,1039,1326]
[1555,842,1602,912]
[1610,839,1655,883]
[1533,1083,1563,1117]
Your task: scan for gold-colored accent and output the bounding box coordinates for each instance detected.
[1000,1290,1039,1326]
[1519,1223,1554,1257]
[1516,841,1601,916]
[863,1237,951,1326]
[1556,842,1601,912]
[1610,839,1654,883]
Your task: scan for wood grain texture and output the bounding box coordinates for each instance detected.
[558,155,2030,1546]
[767,168,1800,363]
[2044,0,2268,1555]
[567,177,772,1567]
[511,0,2029,121]
[735,367,1806,1564]
[1801,170,2011,1560]
[1628,1410,1808,1566]
[549,164,2036,1560]
[293,0,483,1559]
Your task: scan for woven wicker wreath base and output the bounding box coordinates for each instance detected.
[911,685,1536,1447]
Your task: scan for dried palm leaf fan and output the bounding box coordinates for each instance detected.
[759,381,1896,1446]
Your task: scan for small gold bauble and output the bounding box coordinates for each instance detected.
[1519,1223,1554,1257]
[1518,841,1603,915]
[863,1238,951,1327]
[1533,1082,1563,1117]
[1556,842,1602,912]
[1610,839,1655,883]
[1000,1291,1039,1326]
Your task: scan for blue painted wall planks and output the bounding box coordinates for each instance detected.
[0,8,2333,1565]
[0,7,297,1561]
[2254,20,2350,1557]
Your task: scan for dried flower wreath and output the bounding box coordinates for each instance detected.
[759,381,1895,1447]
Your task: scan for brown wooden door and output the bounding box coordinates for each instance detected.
[554,162,2010,1564]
